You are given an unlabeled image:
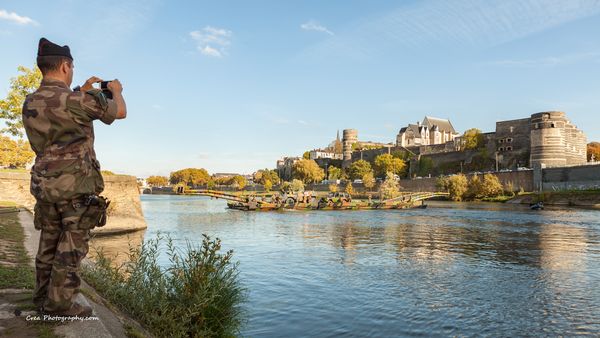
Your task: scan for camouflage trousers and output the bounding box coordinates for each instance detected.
[32,200,91,312]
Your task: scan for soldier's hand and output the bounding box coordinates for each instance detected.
[81,76,103,92]
[107,79,123,94]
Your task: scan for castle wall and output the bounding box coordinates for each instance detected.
[541,164,600,191]
[0,171,147,234]
[495,118,531,169]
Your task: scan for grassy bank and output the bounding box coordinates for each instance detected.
[0,207,35,289]
[82,233,246,337]
[513,189,600,207]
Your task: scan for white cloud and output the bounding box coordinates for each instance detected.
[304,0,600,58]
[301,20,334,35]
[485,51,600,68]
[0,9,38,25]
[190,26,232,57]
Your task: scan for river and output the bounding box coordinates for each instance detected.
[92,195,600,337]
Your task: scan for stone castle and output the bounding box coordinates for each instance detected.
[339,111,587,175]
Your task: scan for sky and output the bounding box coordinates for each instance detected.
[1,0,600,177]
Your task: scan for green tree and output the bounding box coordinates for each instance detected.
[348,160,373,180]
[480,174,503,197]
[290,179,305,192]
[462,128,484,150]
[0,135,34,168]
[418,157,434,177]
[169,168,210,187]
[588,142,600,161]
[373,154,406,178]
[327,166,342,180]
[0,66,42,137]
[379,172,400,200]
[292,159,325,184]
[146,175,169,187]
[362,171,375,191]
[207,179,216,190]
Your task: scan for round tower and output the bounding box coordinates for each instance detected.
[342,129,358,169]
[530,111,568,168]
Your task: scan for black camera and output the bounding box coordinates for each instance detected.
[100,81,113,100]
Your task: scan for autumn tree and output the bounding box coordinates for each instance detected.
[290,179,305,192]
[588,142,600,161]
[169,168,210,187]
[480,174,503,197]
[0,135,34,168]
[462,128,484,150]
[253,169,280,185]
[373,154,406,178]
[328,183,338,192]
[303,151,310,160]
[327,166,342,180]
[438,174,468,201]
[146,175,169,187]
[232,175,247,190]
[0,66,42,137]
[292,159,325,184]
[379,172,400,200]
[362,171,375,191]
[348,160,373,180]
[264,179,273,192]
[345,182,354,195]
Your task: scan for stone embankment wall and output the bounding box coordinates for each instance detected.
[541,164,600,191]
[0,171,146,235]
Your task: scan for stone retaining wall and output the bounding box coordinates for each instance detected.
[0,171,146,234]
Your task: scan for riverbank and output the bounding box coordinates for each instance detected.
[0,204,149,338]
[508,190,600,209]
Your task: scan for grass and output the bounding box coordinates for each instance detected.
[82,233,246,338]
[0,209,35,289]
[0,168,28,173]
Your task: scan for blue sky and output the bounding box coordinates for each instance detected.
[1,0,600,177]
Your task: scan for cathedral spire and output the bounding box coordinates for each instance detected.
[336,129,340,141]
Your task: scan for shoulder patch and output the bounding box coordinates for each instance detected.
[85,89,108,109]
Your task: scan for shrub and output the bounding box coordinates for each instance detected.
[445,174,468,201]
[345,182,354,195]
[379,172,400,200]
[481,174,503,197]
[83,233,246,337]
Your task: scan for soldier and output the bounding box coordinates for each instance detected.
[21,38,127,317]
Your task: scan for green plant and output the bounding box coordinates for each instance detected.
[83,233,246,337]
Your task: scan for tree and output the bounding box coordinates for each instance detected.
[379,172,400,200]
[232,175,247,190]
[264,179,273,192]
[327,166,342,180]
[462,128,484,150]
[290,179,305,192]
[328,183,338,192]
[467,175,483,199]
[362,172,375,191]
[0,66,43,137]
[292,159,325,184]
[0,135,34,168]
[348,160,373,180]
[418,157,434,177]
[345,182,354,195]
[169,168,210,187]
[373,154,406,178]
[480,174,503,197]
[588,142,600,161]
[253,169,280,185]
[303,151,310,160]
[439,174,468,201]
[147,175,169,187]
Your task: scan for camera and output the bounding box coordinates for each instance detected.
[100,81,114,100]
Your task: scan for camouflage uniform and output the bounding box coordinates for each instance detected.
[22,78,117,312]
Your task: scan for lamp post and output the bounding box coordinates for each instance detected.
[495,151,499,172]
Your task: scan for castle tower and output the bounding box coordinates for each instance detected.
[530,111,587,168]
[342,129,358,169]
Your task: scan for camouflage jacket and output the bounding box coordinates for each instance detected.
[22,78,118,203]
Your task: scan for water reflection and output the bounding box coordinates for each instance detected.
[99,195,600,336]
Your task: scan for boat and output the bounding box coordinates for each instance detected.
[530,202,544,210]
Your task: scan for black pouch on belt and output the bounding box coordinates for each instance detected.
[79,195,111,229]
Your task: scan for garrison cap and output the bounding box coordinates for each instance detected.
[37,37,73,60]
